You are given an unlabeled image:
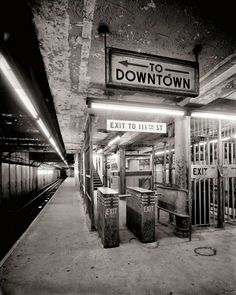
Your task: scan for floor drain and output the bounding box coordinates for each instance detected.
[194,247,216,256]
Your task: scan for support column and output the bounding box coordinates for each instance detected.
[89,115,95,230]
[82,151,86,194]
[168,140,174,222]
[103,154,107,187]
[175,117,190,189]
[119,147,126,195]
[162,142,167,185]
[168,141,173,186]
[74,153,79,187]
[78,152,83,192]
[168,125,174,186]
[174,116,191,237]
[151,146,155,190]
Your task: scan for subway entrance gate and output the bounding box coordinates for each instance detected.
[79,112,236,241]
[191,118,236,226]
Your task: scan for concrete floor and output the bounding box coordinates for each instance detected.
[0,178,236,295]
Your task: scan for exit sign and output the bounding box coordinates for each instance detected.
[191,165,217,179]
[107,119,166,133]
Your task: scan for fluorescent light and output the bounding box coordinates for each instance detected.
[222,137,231,141]
[54,146,60,154]
[155,135,233,157]
[0,52,68,166]
[0,53,38,119]
[37,118,50,138]
[191,112,236,121]
[155,148,175,156]
[49,137,57,148]
[91,102,185,116]
[108,136,121,146]
[210,139,218,144]
[55,146,68,166]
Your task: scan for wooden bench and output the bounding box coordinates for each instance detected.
[155,185,191,240]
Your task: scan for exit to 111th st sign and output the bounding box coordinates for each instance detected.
[106,47,199,97]
[107,119,166,133]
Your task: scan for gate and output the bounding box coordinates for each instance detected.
[191,118,236,226]
[222,128,236,223]
[79,114,95,230]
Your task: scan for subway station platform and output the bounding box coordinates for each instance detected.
[0,178,236,295]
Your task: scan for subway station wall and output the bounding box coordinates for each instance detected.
[0,152,60,208]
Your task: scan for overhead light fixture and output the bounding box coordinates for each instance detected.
[91,102,185,116]
[108,136,121,146]
[97,148,103,154]
[37,118,50,138]
[194,137,229,147]
[155,148,175,156]
[0,53,38,119]
[191,112,236,121]
[97,23,110,36]
[222,137,231,141]
[155,135,232,156]
[0,51,68,167]
[54,146,60,155]
[49,137,57,148]
[209,139,218,144]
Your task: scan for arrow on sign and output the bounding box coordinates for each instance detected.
[119,60,148,68]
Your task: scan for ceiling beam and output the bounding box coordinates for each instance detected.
[29,152,62,162]
[179,54,236,106]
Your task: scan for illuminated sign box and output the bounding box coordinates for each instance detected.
[106,47,199,97]
[107,119,166,133]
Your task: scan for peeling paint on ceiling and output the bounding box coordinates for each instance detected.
[30,0,236,154]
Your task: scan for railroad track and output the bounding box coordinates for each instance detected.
[0,178,64,261]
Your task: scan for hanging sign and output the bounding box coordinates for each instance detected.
[191,165,217,179]
[107,119,166,133]
[106,47,199,96]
